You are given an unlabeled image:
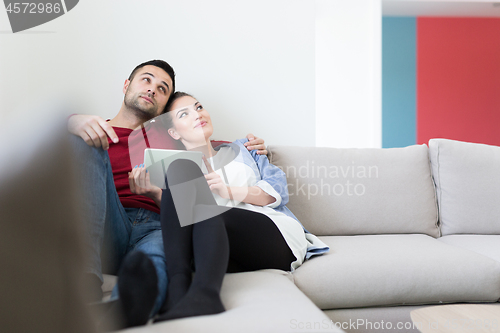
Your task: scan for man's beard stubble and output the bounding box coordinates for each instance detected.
[124,92,159,121]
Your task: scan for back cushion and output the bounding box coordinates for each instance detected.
[268,145,439,236]
[429,139,500,235]
[0,117,94,333]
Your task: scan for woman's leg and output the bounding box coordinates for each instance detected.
[157,159,229,320]
[158,179,194,314]
[157,160,294,321]
[156,206,296,323]
[156,206,229,322]
[222,208,297,273]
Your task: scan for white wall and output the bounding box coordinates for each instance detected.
[0,0,315,146]
[316,0,382,148]
[0,0,382,148]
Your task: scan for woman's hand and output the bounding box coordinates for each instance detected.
[128,164,162,207]
[203,156,231,199]
[201,156,275,206]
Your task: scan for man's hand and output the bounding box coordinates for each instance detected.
[244,133,267,155]
[128,164,162,207]
[68,114,119,150]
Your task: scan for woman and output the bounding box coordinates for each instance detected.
[131,92,328,322]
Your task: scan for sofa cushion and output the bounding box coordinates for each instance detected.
[438,235,500,263]
[429,139,500,235]
[325,306,425,333]
[292,235,500,309]
[0,117,93,333]
[123,270,344,333]
[268,145,439,236]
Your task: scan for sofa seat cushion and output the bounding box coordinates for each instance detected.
[123,270,344,333]
[292,235,500,309]
[438,235,500,263]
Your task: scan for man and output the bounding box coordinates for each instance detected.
[68,59,268,328]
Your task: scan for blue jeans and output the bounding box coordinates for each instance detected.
[70,136,167,316]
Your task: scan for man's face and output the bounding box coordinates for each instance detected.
[123,65,173,119]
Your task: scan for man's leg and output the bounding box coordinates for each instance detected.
[133,230,167,316]
[98,207,161,330]
[127,209,168,317]
[115,250,158,328]
[70,135,131,301]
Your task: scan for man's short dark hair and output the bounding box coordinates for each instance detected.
[128,60,176,97]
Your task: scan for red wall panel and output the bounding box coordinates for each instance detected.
[417,17,500,145]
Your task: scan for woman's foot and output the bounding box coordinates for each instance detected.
[154,288,225,322]
[159,273,192,314]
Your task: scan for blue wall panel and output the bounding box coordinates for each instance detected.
[382,17,416,148]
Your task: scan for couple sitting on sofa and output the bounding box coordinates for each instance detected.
[68,59,328,329]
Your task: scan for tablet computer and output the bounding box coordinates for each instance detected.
[144,148,203,188]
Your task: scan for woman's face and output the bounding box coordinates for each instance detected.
[167,95,214,147]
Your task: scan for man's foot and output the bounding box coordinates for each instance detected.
[118,251,158,328]
[154,288,225,322]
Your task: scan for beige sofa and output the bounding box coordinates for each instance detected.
[121,138,500,333]
[267,139,500,333]
[2,117,499,333]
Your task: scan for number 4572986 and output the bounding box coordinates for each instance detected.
[6,3,61,14]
